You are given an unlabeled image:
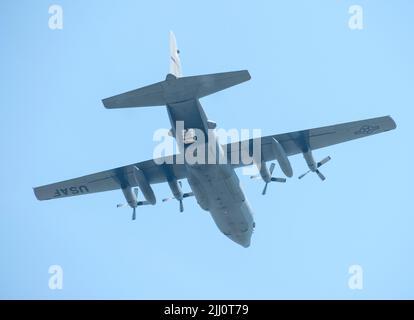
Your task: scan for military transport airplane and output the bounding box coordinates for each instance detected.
[33,32,396,247]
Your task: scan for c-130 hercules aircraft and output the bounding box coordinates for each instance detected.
[34,32,396,247]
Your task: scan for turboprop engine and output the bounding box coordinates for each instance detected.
[298,150,331,181]
[117,166,156,220]
[252,162,287,195]
[251,138,293,195]
[162,179,194,213]
[271,138,293,178]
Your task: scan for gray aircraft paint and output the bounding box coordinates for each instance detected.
[33,32,396,248]
[166,97,254,247]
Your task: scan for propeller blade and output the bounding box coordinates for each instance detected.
[271,177,286,183]
[262,183,269,195]
[162,197,175,202]
[269,163,276,175]
[117,203,126,208]
[298,170,311,179]
[179,200,184,213]
[132,207,136,220]
[183,192,194,198]
[250,175,260,180]
[316,170,326,181]
[317,156,331,168]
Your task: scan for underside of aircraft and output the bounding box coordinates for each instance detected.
[33,32,396,248]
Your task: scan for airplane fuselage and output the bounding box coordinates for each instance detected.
[167,99,255,247]
[33,32,397,249]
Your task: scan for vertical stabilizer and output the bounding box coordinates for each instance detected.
[102,32,251,109]
[169,31,182,78]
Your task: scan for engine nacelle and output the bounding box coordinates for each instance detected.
[132,166,156,205]
[168,179,184,201]
[303,150,317,172]
[298,149,331,181]
[271,138,293,177]
[258,161,272,183]
[122,187,137,208]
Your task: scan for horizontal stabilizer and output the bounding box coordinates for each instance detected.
[102,70,251,109]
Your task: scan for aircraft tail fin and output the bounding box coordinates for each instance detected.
[169,31,182,78]
[101,32,251,109]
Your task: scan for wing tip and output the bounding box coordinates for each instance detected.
[102,98,112,109]
[384,115,397,131]
[33,187,43,201]
[241,70,251,81]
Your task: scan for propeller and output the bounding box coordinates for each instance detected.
[250,163,287,195]
[298,156,331,181]
[162,181,194,213]
[117,188,149,220]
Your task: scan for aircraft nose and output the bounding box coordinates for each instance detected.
[231,231,252,248]
[240,238,251,248]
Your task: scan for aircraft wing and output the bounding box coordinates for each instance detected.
[35,116,396,200]
[226,116,397,166]
[33,155,187,201]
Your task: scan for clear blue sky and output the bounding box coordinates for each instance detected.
[1,0,413,299]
